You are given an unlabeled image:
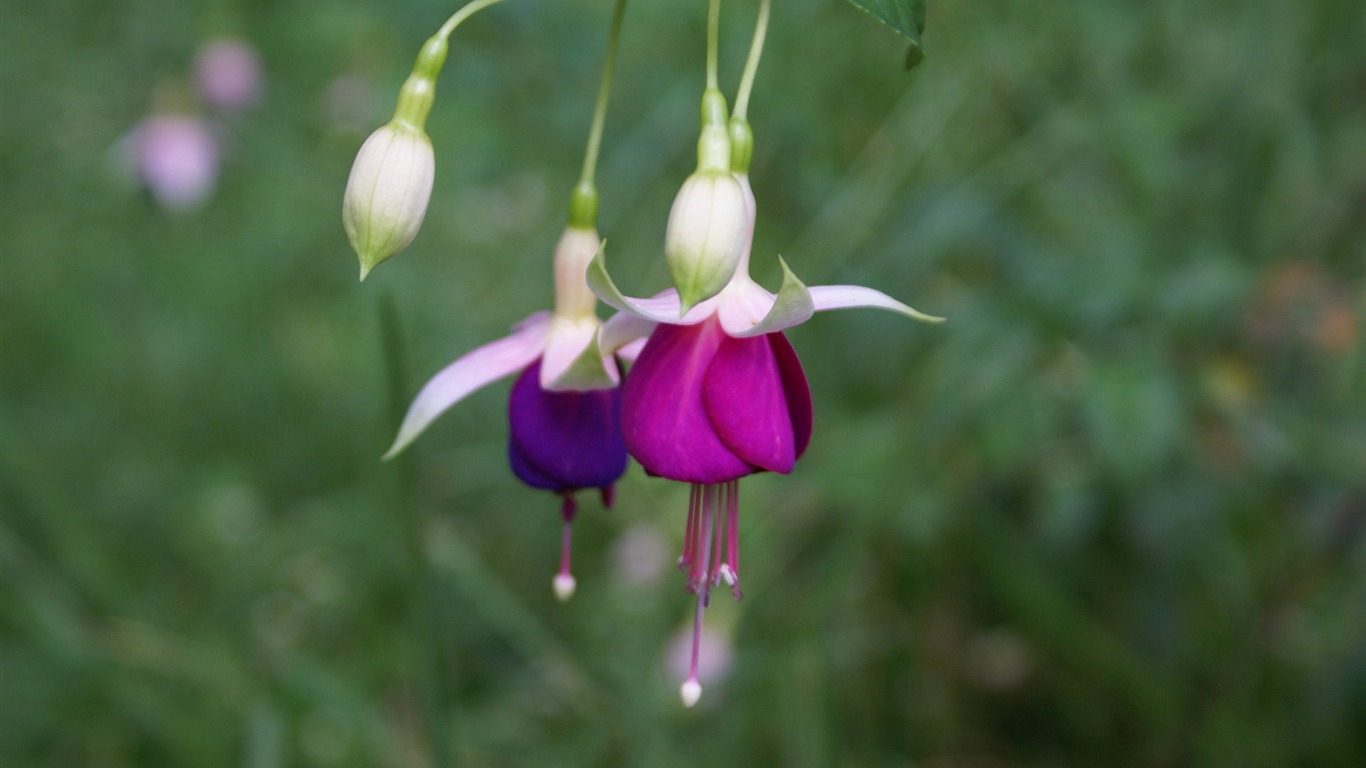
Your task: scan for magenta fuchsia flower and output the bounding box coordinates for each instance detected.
[386,227,628,600]
[589,174,941,705]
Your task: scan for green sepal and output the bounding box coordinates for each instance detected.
[729,257,815,338]
[545,327,619,391]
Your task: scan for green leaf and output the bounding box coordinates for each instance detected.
[843,0,927,67]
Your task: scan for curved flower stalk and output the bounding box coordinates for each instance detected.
[589,117,942,704]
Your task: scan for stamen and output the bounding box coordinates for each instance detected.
[724,479,742,600]
[686,485,712,592]
[710,484,724,587]
[600,484,616,509]
[679,484,699,571]
[554,494,577,601]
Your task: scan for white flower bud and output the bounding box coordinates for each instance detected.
[342,121,434,280]
[664,170,749,311]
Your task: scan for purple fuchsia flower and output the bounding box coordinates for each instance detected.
[589,109,942,705]
[384,226,629,600]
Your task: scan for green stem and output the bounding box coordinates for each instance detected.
[437,0,510,40]
[706,0,721,90]
[578,0,630,189]
[570,0,630,228]
[733,0,770,120]
[380,295,455,768]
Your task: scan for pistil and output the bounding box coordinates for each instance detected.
[678,480,744,707]
[553,493,578,601]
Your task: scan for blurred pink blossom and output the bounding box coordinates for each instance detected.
[612,522,671,587]
[195,38,262,112]
[131,115,220,210]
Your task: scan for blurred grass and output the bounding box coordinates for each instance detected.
[2,0,1364,766]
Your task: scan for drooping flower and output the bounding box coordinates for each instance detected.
[385,226,628,600]
[589,116,942,705]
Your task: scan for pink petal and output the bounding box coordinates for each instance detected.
[719,258,815,338]
[600,311,657,357]
[769,332,813,460]
[383,313,550,459]
[621,318,754,483]
[808,285,944,323]
[540,319,619,391]
[616,338,647,362]
[702,333,796,474]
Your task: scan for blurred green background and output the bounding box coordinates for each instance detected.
[2,0,1364,765]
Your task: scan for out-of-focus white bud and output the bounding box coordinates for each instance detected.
[665,169,749,312]
[195,38,262,113]
[132,115,220,211]
[342,121,435,280]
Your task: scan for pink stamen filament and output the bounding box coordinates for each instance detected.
[679,484,699,572]
[723,479,742,600]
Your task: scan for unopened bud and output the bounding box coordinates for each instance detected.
[665,170,748,312]
[342,121,435,280]
[342,35,448,280]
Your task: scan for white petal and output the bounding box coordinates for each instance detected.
[600,311,657,356]
[616,337,647,362]
[586,244,717,324]
[808,285,945,323]
[382,314,550,460]
[541,318,620,391]
[720,257,816,338]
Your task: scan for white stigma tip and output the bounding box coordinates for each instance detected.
[553,574,576,602]
[680,679,702,708]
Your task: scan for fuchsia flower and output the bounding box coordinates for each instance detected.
[385,227,628,600]
[590,172,941,705]
[195,38,263,113]
[129,115,220,211]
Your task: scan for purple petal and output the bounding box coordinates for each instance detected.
[621,318,754,483]
[507,439,563,491]
[508,359,627,492]
[769,332,813,460]
[702,333,796,474]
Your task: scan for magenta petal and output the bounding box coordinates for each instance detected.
[702,333,796,474]
[508,360,627,492]
[769,332,813,460]
[621,319,755,483]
